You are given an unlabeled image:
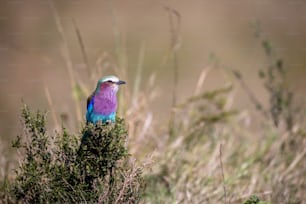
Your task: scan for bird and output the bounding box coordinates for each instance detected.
[86,75,126,124]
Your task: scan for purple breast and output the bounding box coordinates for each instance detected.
[93,89,117,115]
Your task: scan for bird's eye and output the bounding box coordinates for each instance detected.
[107,80,112,83]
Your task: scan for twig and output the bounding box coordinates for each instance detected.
[132,41,146,103]
[232,69,269,118]
[107,0,128,114]
[164,5,181,137]
[114,160,139,204]
[164,5,181,108]
[108,0,121,64]
[49,0,83,123]
[219,144,227,204]
[62,178,87,203]
[193,66,211,96]
[44,83,60,130]
[280,146,306,180]
[72,19,91,79]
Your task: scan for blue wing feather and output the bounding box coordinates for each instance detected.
[86,95,95,122]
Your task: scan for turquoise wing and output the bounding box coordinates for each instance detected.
[86,94,95,123]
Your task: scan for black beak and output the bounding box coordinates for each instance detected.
[116,80,126,85]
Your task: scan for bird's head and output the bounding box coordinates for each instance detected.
[95,75,126,93]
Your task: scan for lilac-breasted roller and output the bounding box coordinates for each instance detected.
[86,75,126,124]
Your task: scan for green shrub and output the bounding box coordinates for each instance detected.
[9,104,143,203]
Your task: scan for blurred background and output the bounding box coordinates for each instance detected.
[1,0,306,148]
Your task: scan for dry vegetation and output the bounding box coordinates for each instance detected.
[0,4,306,204]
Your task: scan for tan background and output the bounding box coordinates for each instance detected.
[0,0,305,147]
